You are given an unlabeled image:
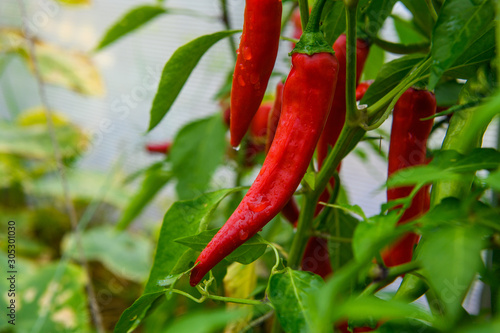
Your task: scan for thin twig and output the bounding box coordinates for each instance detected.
[16,1,104,332]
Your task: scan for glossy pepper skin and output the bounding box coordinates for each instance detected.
[356,80,373,101]
[190,52,339,286]
[230,0,282,148]
[265,81,284,153]
[382,87,436,267]
[317,34,370,168]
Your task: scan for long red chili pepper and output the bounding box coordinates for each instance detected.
[190,1,338,286]
[229,0,282,148]
[382,87,436,267]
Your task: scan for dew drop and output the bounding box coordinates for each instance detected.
[233,144,241,151]
[237,75,246,87]
[239,229,248,240]
[242,46,252,60]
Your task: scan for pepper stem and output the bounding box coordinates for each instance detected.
[292,0,334,55]
[298,0,309,32]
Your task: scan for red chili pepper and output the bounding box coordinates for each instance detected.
[382,87,436,267]
[229,0,282,148]
[145,142,171,154]
[300,237,332,278]
[263,81,300,225]
[265,81,284,153]
[190,50,338,286]
[301,36,370,280]
[249,101,273,145]
[356,80,373,101]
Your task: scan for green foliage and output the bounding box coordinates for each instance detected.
[268,268,325,333]
[148,30,239,131]
[169,114,227,200]
[95,5,167,50]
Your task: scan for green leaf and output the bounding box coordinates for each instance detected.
[114,292,166,333]
[387,148,500,188]
[169,115,227,200]
[303,171,316,190]
[145,188,241,293]
[62,226,153,282]
[321,1,346,46]
[392,15,429,44]
[360,0,398,37]
[175,228,267,265]
[352,212,402,261]
[456,320,500,333]
[377,320,440,333]
[434,80,464,107]
[2,28,105,96]
[419,224,487,322]
[445,24,496,80]
[400,0,433,37]
[429,0,495,88]
[327,209,358,271]
[334,296,433,324]
[148,30,239,130]
[360,44,385,81]
[116,163,172,230]
[268,268,324,333]
[360,54,425,106]
[96,5,166,50]
[116,189,241,332]
[326,203,367,221]
[33,170,130,207]
[484,169,500,192]
[163,309,246,333]
[0,121,85,160]
[14,263,90,332]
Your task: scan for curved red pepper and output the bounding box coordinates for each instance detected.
[145,142,171,155]
[265,81,284,153]
[382,87,436,267]
[190,52,339,286]
[229,0,282,148]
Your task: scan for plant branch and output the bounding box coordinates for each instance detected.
[425,0,438,22]
[360,261,421,298]
[298,0,309,32]
[371,37,430,54]
[221,0,237,61]
[345,0,360,125]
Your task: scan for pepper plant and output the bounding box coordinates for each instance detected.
[94,0,500,332]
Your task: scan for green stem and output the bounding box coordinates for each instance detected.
[288,126,365,268]
[372,37,430,54]
[298,0,309,31]
[208,294,266,306]
[360,261,420,298]
[425,0,438,22]
[220,0,237,61]
[288,191,318,269]
[345,0,359,125]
